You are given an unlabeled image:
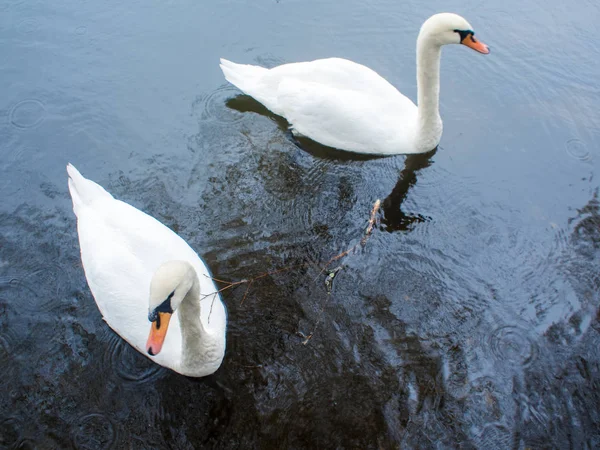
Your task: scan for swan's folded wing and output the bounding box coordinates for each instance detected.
[276,79,417,154]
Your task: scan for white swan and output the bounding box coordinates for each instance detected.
[67,164,226,377]
[220,13,489,155]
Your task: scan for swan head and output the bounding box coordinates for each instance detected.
[419,13,489,54]
[146,260,196,356]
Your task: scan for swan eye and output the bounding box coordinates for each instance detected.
[454,29,474,42]
[148,291,175,321]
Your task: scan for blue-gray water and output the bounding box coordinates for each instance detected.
[1,0,599,448]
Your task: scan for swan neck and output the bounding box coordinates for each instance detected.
[416,36,442,124]
[414,35,443,152]
[178,273,207,367]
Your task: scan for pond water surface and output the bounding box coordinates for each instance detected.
[1,0,599,448]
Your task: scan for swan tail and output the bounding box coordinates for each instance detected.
[67,163,113,215]
[219,58,269,94]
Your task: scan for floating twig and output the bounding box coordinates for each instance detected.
[361,199,381,246]
[240,280,253,305]
[316,199,381,279]
[324,266,343,295]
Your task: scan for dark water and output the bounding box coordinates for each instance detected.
[1,0,599,448]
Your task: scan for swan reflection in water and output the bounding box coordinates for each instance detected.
[381,150,436,232]
[225,93,436,232]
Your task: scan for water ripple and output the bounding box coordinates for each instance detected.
[0,330,20,378]
[8,99,47,129]
[103,333,165,384]
[472,422,513,449]
[258,137,307,201]
[6,146,39,165]
[566,139,591,161]
[465,375,504,426]
[0,416,23,448]
[70,413,116,450]
[16,18,40,34]
[443,344,469,399]
[257,136,332,205]
[254,54,286,69]
[0,275,37,297]
[488,325,539,367]
[193,85,248,124]
[0,265,64,313]
[15,438,37,449]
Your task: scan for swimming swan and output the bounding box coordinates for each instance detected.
[67,164,226,377]
[220,13,489,155]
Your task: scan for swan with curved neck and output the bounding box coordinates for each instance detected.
[67,164,226,377]
[220,13,489,155]
[146,260,225,376]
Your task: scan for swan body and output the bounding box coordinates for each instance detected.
[67,164,226,377]
[220,13,489,155]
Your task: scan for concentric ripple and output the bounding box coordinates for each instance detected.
[15,438,36,449]
[103,333,165,384]
[7,146,38,165]
[17,18,40,34]
[488,325,538,367]
[70,413,116,450]
[8,99,47,129]
[193,85,247,124]
[0,416,22,448]
[0,276,37,300]
[0,264,64,313]
[566,139,590,161]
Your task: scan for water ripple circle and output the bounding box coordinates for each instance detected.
[104,333,165,383]
[17,18,39,34]
[9,99,47,129]
[0,416,22,448]
[566,139,590,161]
[194,85,247,124]
[70,413,116,450]
[488,325,538,367]
[0,333,14,375]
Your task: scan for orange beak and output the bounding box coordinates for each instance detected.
[146,312,172,356]
[461,34,489,54]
